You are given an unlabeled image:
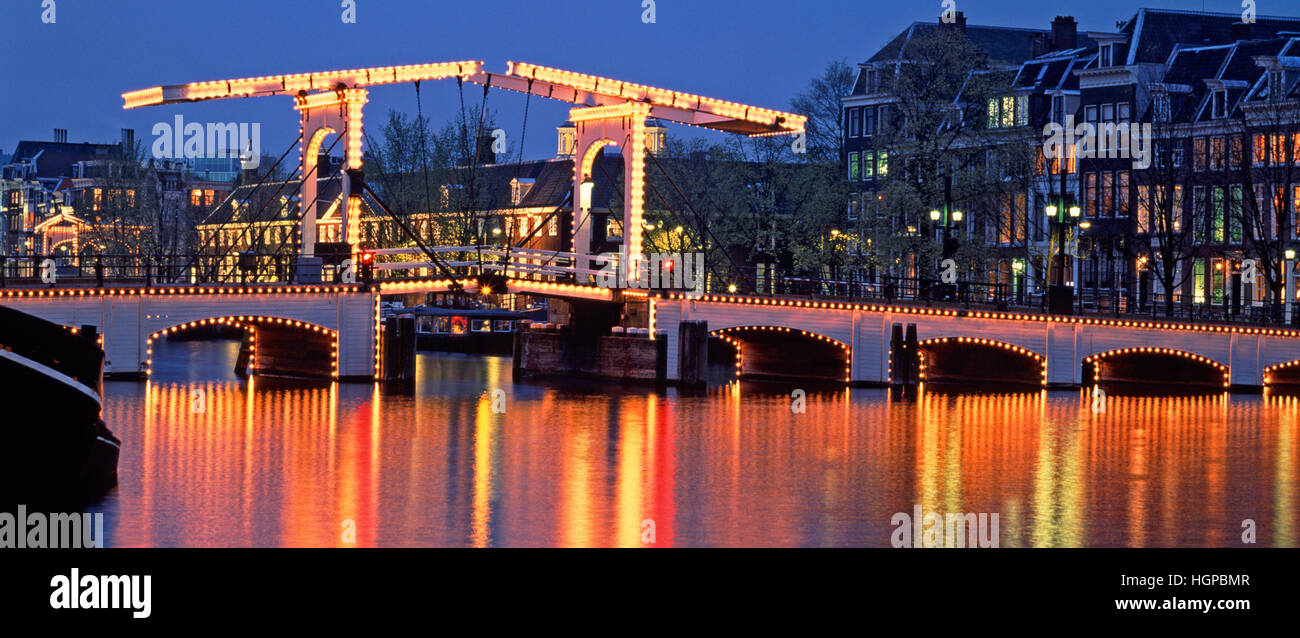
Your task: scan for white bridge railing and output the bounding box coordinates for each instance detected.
[369,246,607,278]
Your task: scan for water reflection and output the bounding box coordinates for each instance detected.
[91,340,1299,547]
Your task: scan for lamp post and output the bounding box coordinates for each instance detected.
[930,174,963,260]
[1046,200,1082,314]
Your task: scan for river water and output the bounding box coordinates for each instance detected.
[88,339,1298,547]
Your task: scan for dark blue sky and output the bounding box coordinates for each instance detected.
[0,0,1259,161]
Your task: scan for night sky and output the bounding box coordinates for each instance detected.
[0,0,1264,161]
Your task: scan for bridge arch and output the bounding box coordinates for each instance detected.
[917,336,1047,387]
[146,315,339,380]
[1263,359,1300,387]
[710,325,851,383]
[1083,347,1229,390]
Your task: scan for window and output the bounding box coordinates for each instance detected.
[1212,90,1228,119]
[848,109,862,138]
[1230,136,1243,169]
[1295,186,1300,238]
[865,107,876,136]
[1210,136,1226,171]
[1117,171,1130,217]
[1085,105,1098,122]
[1052,95,1066,124]
[1212,187,1225,243]
[1193,186,1207,242]
[1194,260,1207,304]
[1254,134,1267,164]
[548,215,558,236]
[987,96,1027,128]
[1117,102,1131,122]
[1086,173,1098,217]
[1255,185,1271,239]
[1194,138,1208,171]
[1102,103,1115,122]
[1137,185,1151,233]
[1172,144,1185,168]
[1154,94,1170,121]
[1099,44,1113,67]
[1015,193,1027,242]
[848,153,860,180]
[1230,185,1243,243]
[1273,134,1289,165]
[1275,186,1290,238]
[847,194,859,221]
[878,152,889,177]
[863,151,875,180]
[1102,171,1114,217]
[1173,185,1184,231]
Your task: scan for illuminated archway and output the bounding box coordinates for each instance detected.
[146,315,339,380]
[1084,347,1229,390]
[710,325,851,383]
[917,337,1047,387]
[574,139,618,255]
[1263,359,1300,387]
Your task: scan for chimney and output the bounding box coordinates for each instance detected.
[53,128,67,143]
[1031,33,1051,58]
[1052,16,1078,51]
[1232,21,1253,41]
[943,11,967,33]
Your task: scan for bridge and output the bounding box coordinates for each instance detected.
[8,59,1300,390]
[652,292,1300,391]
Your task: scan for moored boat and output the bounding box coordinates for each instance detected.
[0,305,119,511]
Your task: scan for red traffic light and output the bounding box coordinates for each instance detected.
[359,251,374,265]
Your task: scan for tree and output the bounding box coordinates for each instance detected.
[867,26,1020,282]
[790,60,856,162]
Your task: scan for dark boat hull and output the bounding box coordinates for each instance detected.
[0,305,118,512]
[0,351,118,511]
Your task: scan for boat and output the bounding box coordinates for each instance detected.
[0,305,119,511]
[396,305,546,355]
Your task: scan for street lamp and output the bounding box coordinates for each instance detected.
[931,175,963,260]
[1047,200,1083,314]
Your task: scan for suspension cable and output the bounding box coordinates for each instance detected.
[174,134,301,282]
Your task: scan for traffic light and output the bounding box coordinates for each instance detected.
[358,251,374,283]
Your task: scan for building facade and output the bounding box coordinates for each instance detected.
[844,8,1300,316]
